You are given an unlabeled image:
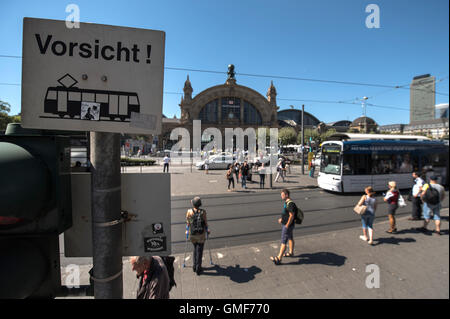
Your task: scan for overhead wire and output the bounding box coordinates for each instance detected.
[1,54,448,96]
[0,55,448,113]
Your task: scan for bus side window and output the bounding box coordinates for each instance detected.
[399,153,413,173]
[343,154,354,175]
[356,154,370,175]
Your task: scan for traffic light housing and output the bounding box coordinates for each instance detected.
[0,124,72,298]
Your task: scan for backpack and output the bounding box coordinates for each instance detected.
[422,184,440,205]
[160,256,176,291]
[286,199,304,224]
[190,208,205,235]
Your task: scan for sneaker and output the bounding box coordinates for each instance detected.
[368,240,374,245]
[359,235,368,241]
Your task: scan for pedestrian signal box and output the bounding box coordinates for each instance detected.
[0,125,72,298]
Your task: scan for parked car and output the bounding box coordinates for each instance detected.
[195,154,236,170]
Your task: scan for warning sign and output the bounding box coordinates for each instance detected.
[21,18,165,134]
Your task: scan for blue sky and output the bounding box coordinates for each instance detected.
[0,0,448,125]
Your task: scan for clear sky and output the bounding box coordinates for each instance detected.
[0,0,448,126]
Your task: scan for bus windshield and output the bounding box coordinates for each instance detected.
[320,144,341,175]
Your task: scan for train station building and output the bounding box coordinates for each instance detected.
[156,65,340,151]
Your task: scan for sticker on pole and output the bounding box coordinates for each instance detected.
[21,17,165,134]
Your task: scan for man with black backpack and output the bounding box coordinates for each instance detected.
[270,189,303,265]
[186,196,210,275]
[418,176,445,235]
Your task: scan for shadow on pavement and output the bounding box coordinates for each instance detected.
[373,237,416,246]
[199,264,262,283]
[284,252,347,267]
[395,228,429,235]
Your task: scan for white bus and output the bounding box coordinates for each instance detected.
[317,134,448,193]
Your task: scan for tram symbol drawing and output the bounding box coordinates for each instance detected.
[42,73,141,122]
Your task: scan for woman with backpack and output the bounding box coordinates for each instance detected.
[186,197,210,275]
[384,181,399,234]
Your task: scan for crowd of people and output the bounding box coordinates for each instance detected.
[354,172,446,246]
[130,168,446,299]
[225,157,292,191]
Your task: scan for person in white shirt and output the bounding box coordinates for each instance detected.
[163,155,170,173]
[409,172,424,220]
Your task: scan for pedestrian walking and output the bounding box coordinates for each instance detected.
[204,161,209,174]
[186,197,210,275]
[417,176,445,235]
[384,181,399,234]
[234,162,240,183]
[163,154,170,173]
[240,161,249,189]
[130,256,170,299]
[309,161,315,178]
[409,171,424,220]
[357,186,377,245]
[258,163,266,189]
[226,164,235,191]
[274,158,285,182]
[270,189,297,265]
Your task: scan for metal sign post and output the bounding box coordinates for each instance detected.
[90,132,122,299]
[21,18,165,299]
[301,104,305,175]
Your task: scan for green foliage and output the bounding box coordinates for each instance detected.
[278,127,297,145]
[0,100,20,131]
[120,157,156,166]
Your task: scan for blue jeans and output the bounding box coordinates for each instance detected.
[361,213,375,229]
[242,175,247,188]
[423,203,441,221]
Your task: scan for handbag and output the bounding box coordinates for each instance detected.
[398,195,407,207]
[353,204,367,215]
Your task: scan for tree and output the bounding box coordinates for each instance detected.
[0,100,11,114]
[298,128,320,145]
[278,127,297,146]
[0,100,20,131]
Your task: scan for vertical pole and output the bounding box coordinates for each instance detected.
[90,132,123,299]
[301,105,305,175]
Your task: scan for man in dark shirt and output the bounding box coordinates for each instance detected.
[240,161,250,189]
[130,256,170,299]
[270,189,296,265]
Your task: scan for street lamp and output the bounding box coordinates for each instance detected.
[290,104,305,174]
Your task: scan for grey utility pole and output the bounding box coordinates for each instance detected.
[90,132,123,299]
[301,104,305,175]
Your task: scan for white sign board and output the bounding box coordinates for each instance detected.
[65,173,171,257]
[21,18,165,135]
